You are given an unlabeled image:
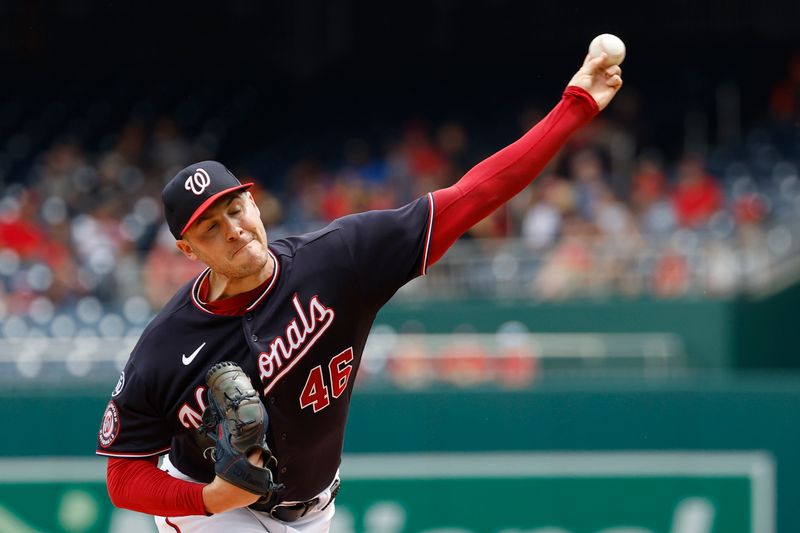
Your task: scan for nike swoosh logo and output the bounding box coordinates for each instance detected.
[182,342,207,366]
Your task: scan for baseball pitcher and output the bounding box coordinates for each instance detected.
[96,53,622,532]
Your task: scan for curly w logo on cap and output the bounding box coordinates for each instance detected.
[185,168,212,195]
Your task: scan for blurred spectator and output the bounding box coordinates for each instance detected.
[703,240,739,296]
[652,246,690,298]
[338,138,389,186]
[573,90,639,189]
[494,324,539,389]
[387,338,435,389]
[0,188,46,260]
[594,186,636,242]
[31,141,87,210]
[250,185,285,230]
[436,338,491,388]
[521,176,562,250]
[142,224,206,308]
[631,150,668,213]
[398,119,449,197]
[533,216,595,299]
[631,150,676,239]
[71,198,133,300]
[321,177,363,221]
[150,117,192,174]
[769,51,800,124]
[593,186,642,295]
[671,154,723,228]
[467,207,511,240]
[569,148,609,221]
[282,159,329,234]
[41,218,83,304]
[732,193,767,226]
[436,121,471,185]
[114,121,147,164]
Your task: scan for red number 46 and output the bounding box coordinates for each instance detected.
[299,347,354,413]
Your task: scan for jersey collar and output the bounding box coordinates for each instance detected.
[190,248,280,316]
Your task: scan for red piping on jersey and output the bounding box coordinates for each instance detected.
[165,518,182,532]
[190,269,215,315]
[427,86,598,266]
[419,192,435,276]
[106,457,207,517]
[246,250,281,311]
[96,445,172,458]
[190,248,280,316]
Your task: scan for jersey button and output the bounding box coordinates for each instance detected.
[245,313,253,321]
[251,334,258,342]
[269,397,276,405]
[280,467,287,474]
[281,433,287,440]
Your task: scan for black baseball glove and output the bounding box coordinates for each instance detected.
[200,361,282,500]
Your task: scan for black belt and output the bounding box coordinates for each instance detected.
[251,479,340,522]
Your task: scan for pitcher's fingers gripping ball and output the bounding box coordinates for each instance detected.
[604,64,623,88]
[200,362,282,501]
[588,33,626,65]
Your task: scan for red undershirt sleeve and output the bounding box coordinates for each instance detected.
[427,85,599,265]
[106,457,208,517]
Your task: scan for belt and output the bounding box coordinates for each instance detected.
[251,478,340,522]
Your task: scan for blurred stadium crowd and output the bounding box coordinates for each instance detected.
[2,53,800,343]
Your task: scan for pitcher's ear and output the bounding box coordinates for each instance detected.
[176,239,198,261]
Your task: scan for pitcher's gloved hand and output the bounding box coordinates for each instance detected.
[200,362,282,500]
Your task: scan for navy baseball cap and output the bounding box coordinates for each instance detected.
[162,161,253,239]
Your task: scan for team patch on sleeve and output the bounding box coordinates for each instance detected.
[98,401,121,448]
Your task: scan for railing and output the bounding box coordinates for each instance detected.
[0,336,136,386]
[0,330,686,388]
[359,330,687,388]
[396,227,800,300]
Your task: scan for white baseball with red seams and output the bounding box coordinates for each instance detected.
[588,33,626,66]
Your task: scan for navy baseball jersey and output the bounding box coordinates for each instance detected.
[96,194,434,502]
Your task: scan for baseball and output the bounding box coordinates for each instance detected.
[588,33,626,65]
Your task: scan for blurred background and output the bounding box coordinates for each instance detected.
[1,0,800,531]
